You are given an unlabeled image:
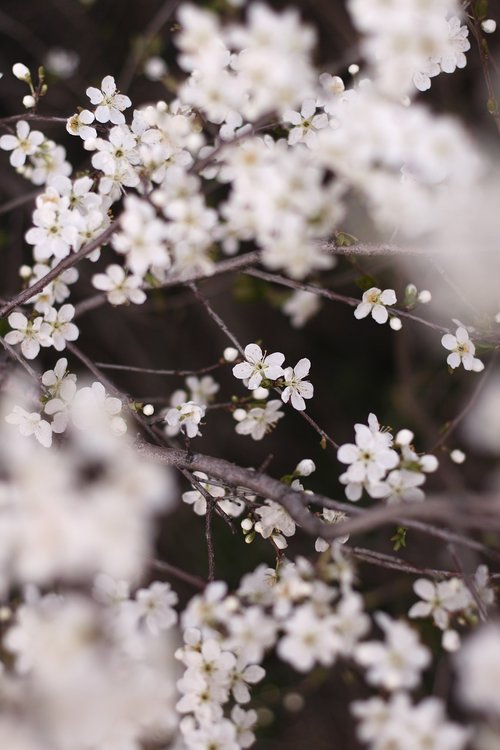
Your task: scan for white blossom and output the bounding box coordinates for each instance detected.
[441,327,484,372]
[354,287,397,325]
[281,358,314,411]
[235,400,284,441]
[86,75,131,125]
[165,401,205,439]
[232,343,285,390]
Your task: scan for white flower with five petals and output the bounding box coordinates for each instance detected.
[441,327,484,372]
[86,75,131,125]
[281,357,313,411]
[354,288,397,325]
[5,406,52,447]
[4,312,51,359]
[0,120,44,167]
[232,344,285,390]
[337,413,398,500]
[92,264,146,306]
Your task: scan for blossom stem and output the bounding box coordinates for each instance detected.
[0,221,119,319]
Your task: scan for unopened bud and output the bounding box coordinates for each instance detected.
[390,317,402,331]
[142,404,154,416]
[223,346,239,362]
[418,290,432,304]
[12,63,31,81]
[252,387,269,400]
[482,19,497,34]
[450,449,466,464]
[22,95,36,109]
[294,458,316,476]
[395,429,414,446]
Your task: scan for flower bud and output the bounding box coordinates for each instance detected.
[142,404,154,416]
[223,346,239,362]
[482,19,496,34]
[442,629,461,652]
[390,317,402,331]
[294,458,316,476]
[252,387,269,400]
[12,63,31,81]
[22,95,36,109]
[395,429,414,446]
[233,408,247,422]
[450,449,466,464]
[418,290,432,304]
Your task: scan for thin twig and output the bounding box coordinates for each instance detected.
[431,351,498,451]
[95,360,223,377]
[150,558,206,589]
[245,267,450,334]
[189,281,245,355]
[351,547,462,579]
[74,250,262,318]
[0,190,41,217]
[118,0,182,91]
[0,221,119,319]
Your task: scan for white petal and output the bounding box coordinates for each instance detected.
[294,358,311,379]
[244,343,262,364]
[380,289,396,305]
[8,312,27,329]
[233,362,253,380]
[354,302,371,320]
[337,443,359,464]
[414,578,435,601]
[441,334,456,350]
[371,305,388,324]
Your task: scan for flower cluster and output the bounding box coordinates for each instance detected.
[232,344,314,436]
[337,415,438,502]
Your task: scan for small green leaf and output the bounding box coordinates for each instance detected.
[487,97,498,114]
[355,275,378,292]
[391,526,407,552]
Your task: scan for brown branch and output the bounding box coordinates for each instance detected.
[136,440,500,542]
[150,558,206,589]
[189,281,245,356]
[73,250,262,318]
[0,221,119,319]
[246,267,450,334]
[351,546,462,579]
[95,360,223,377]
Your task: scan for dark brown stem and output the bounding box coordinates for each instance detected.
[0,221,119,319]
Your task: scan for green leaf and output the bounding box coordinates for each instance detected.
[487,97,498,114]
[355,275,378,292]
[391,526,407,552]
